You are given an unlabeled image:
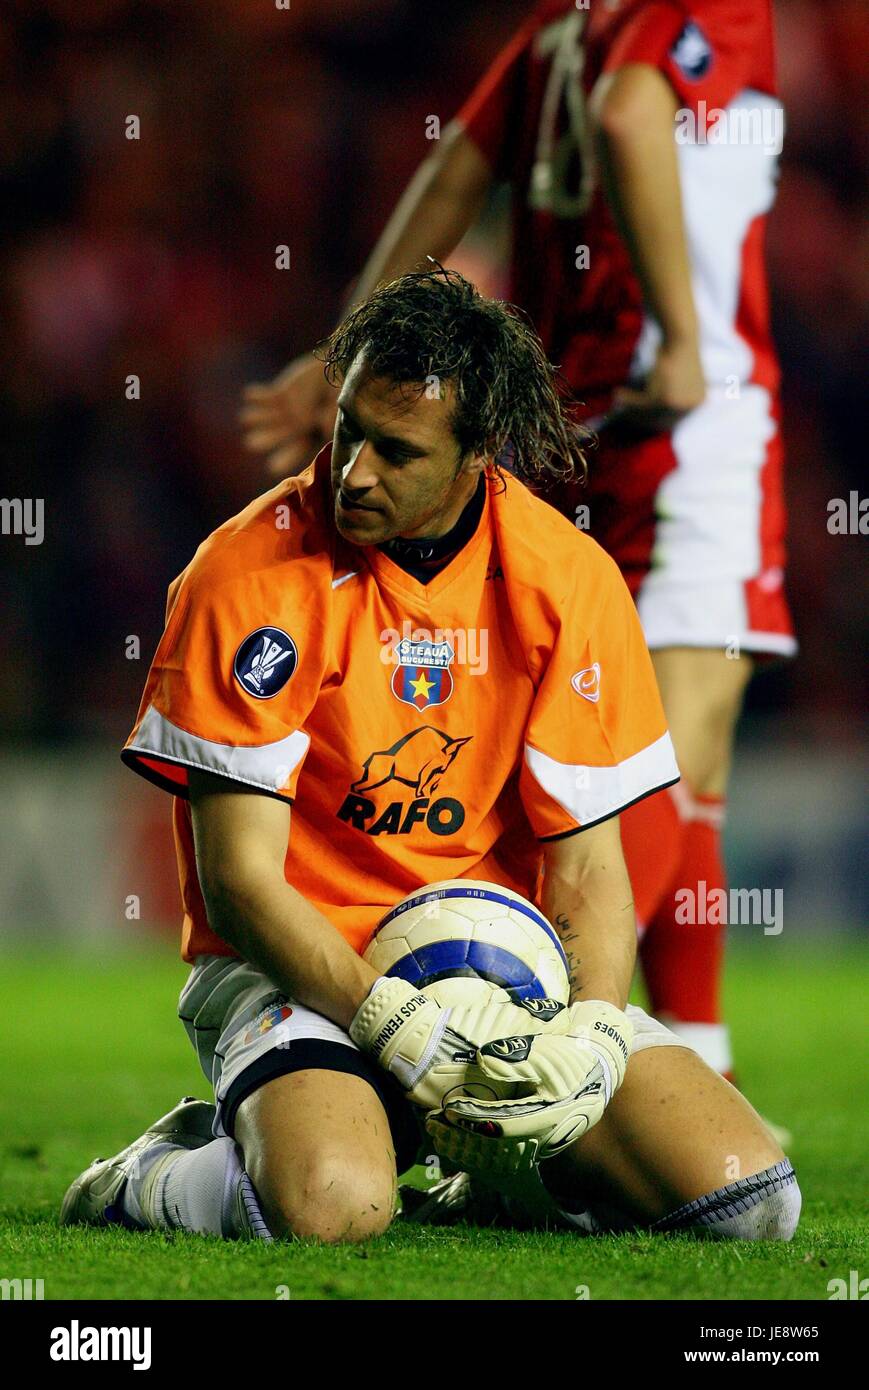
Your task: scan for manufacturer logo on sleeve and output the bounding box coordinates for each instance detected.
[571,663,601,703]
[234,627,298,699]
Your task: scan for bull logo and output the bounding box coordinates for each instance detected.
[351,726,471,800]
[339,726,472,839]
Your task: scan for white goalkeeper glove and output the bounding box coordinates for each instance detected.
[425,1115,543,1181]
[426,1000,634,1171]
[348,976,568,1112]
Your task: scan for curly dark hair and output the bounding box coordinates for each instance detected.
[316,265,589,486]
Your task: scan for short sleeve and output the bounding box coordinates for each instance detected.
[455,18,536,179]
[603,1,774,115]
[519,550,679,838]
[122,558,326,802]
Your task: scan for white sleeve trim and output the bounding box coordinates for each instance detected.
[128,703,310,794]
[525,731,680,829]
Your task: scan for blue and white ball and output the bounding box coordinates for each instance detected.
[364,879,570,1009]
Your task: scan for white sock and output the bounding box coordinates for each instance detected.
[123,1138,272,1240]
[653,1161,801,1240]
[121,1143,176,1226]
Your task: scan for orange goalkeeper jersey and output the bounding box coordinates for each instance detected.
[123,445,678,961]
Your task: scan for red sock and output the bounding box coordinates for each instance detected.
[639,791,731,1072]
[618,785,684,931]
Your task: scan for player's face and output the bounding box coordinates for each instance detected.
[330,354,485,545]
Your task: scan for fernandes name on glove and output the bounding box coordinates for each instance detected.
[349,976,567,1113]
[427,1000,634,1171]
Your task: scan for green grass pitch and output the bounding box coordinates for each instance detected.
[0,942,866,1301]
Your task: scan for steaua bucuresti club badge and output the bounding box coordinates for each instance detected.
[391,637,454,711]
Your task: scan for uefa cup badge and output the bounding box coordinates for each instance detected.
[233,627,298,699]
[390,637,455,711]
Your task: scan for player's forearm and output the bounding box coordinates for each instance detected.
[542,843,636,1009]
[345,121,492,312]
[202,871,377,1029]
[592,64,699,348]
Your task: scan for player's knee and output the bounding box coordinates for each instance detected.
[260,1154,395,1244]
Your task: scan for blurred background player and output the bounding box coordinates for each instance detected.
[240,0,794,1111]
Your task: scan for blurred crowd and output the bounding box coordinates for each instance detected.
[1,0,866,742]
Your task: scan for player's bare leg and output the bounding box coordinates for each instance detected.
[650,646,752,799]
[542,1043,783,1220]
[234,1069,399,1243]
[403,1044,800,1238]
[631,647,752,1075]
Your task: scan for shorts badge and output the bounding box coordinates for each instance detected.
[244,1004,293,1045]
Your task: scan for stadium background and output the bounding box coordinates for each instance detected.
[1,0,865,951]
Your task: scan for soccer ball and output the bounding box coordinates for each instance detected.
[364,879,570,1010]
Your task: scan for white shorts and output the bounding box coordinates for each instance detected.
[179,954,696,1173]
[574,385,798,659]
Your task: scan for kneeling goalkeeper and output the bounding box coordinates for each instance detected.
[62,269,799,1242]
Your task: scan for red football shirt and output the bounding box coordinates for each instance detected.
[457,0,780,415]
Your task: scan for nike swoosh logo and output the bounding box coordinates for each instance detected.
[331,571,360,590]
